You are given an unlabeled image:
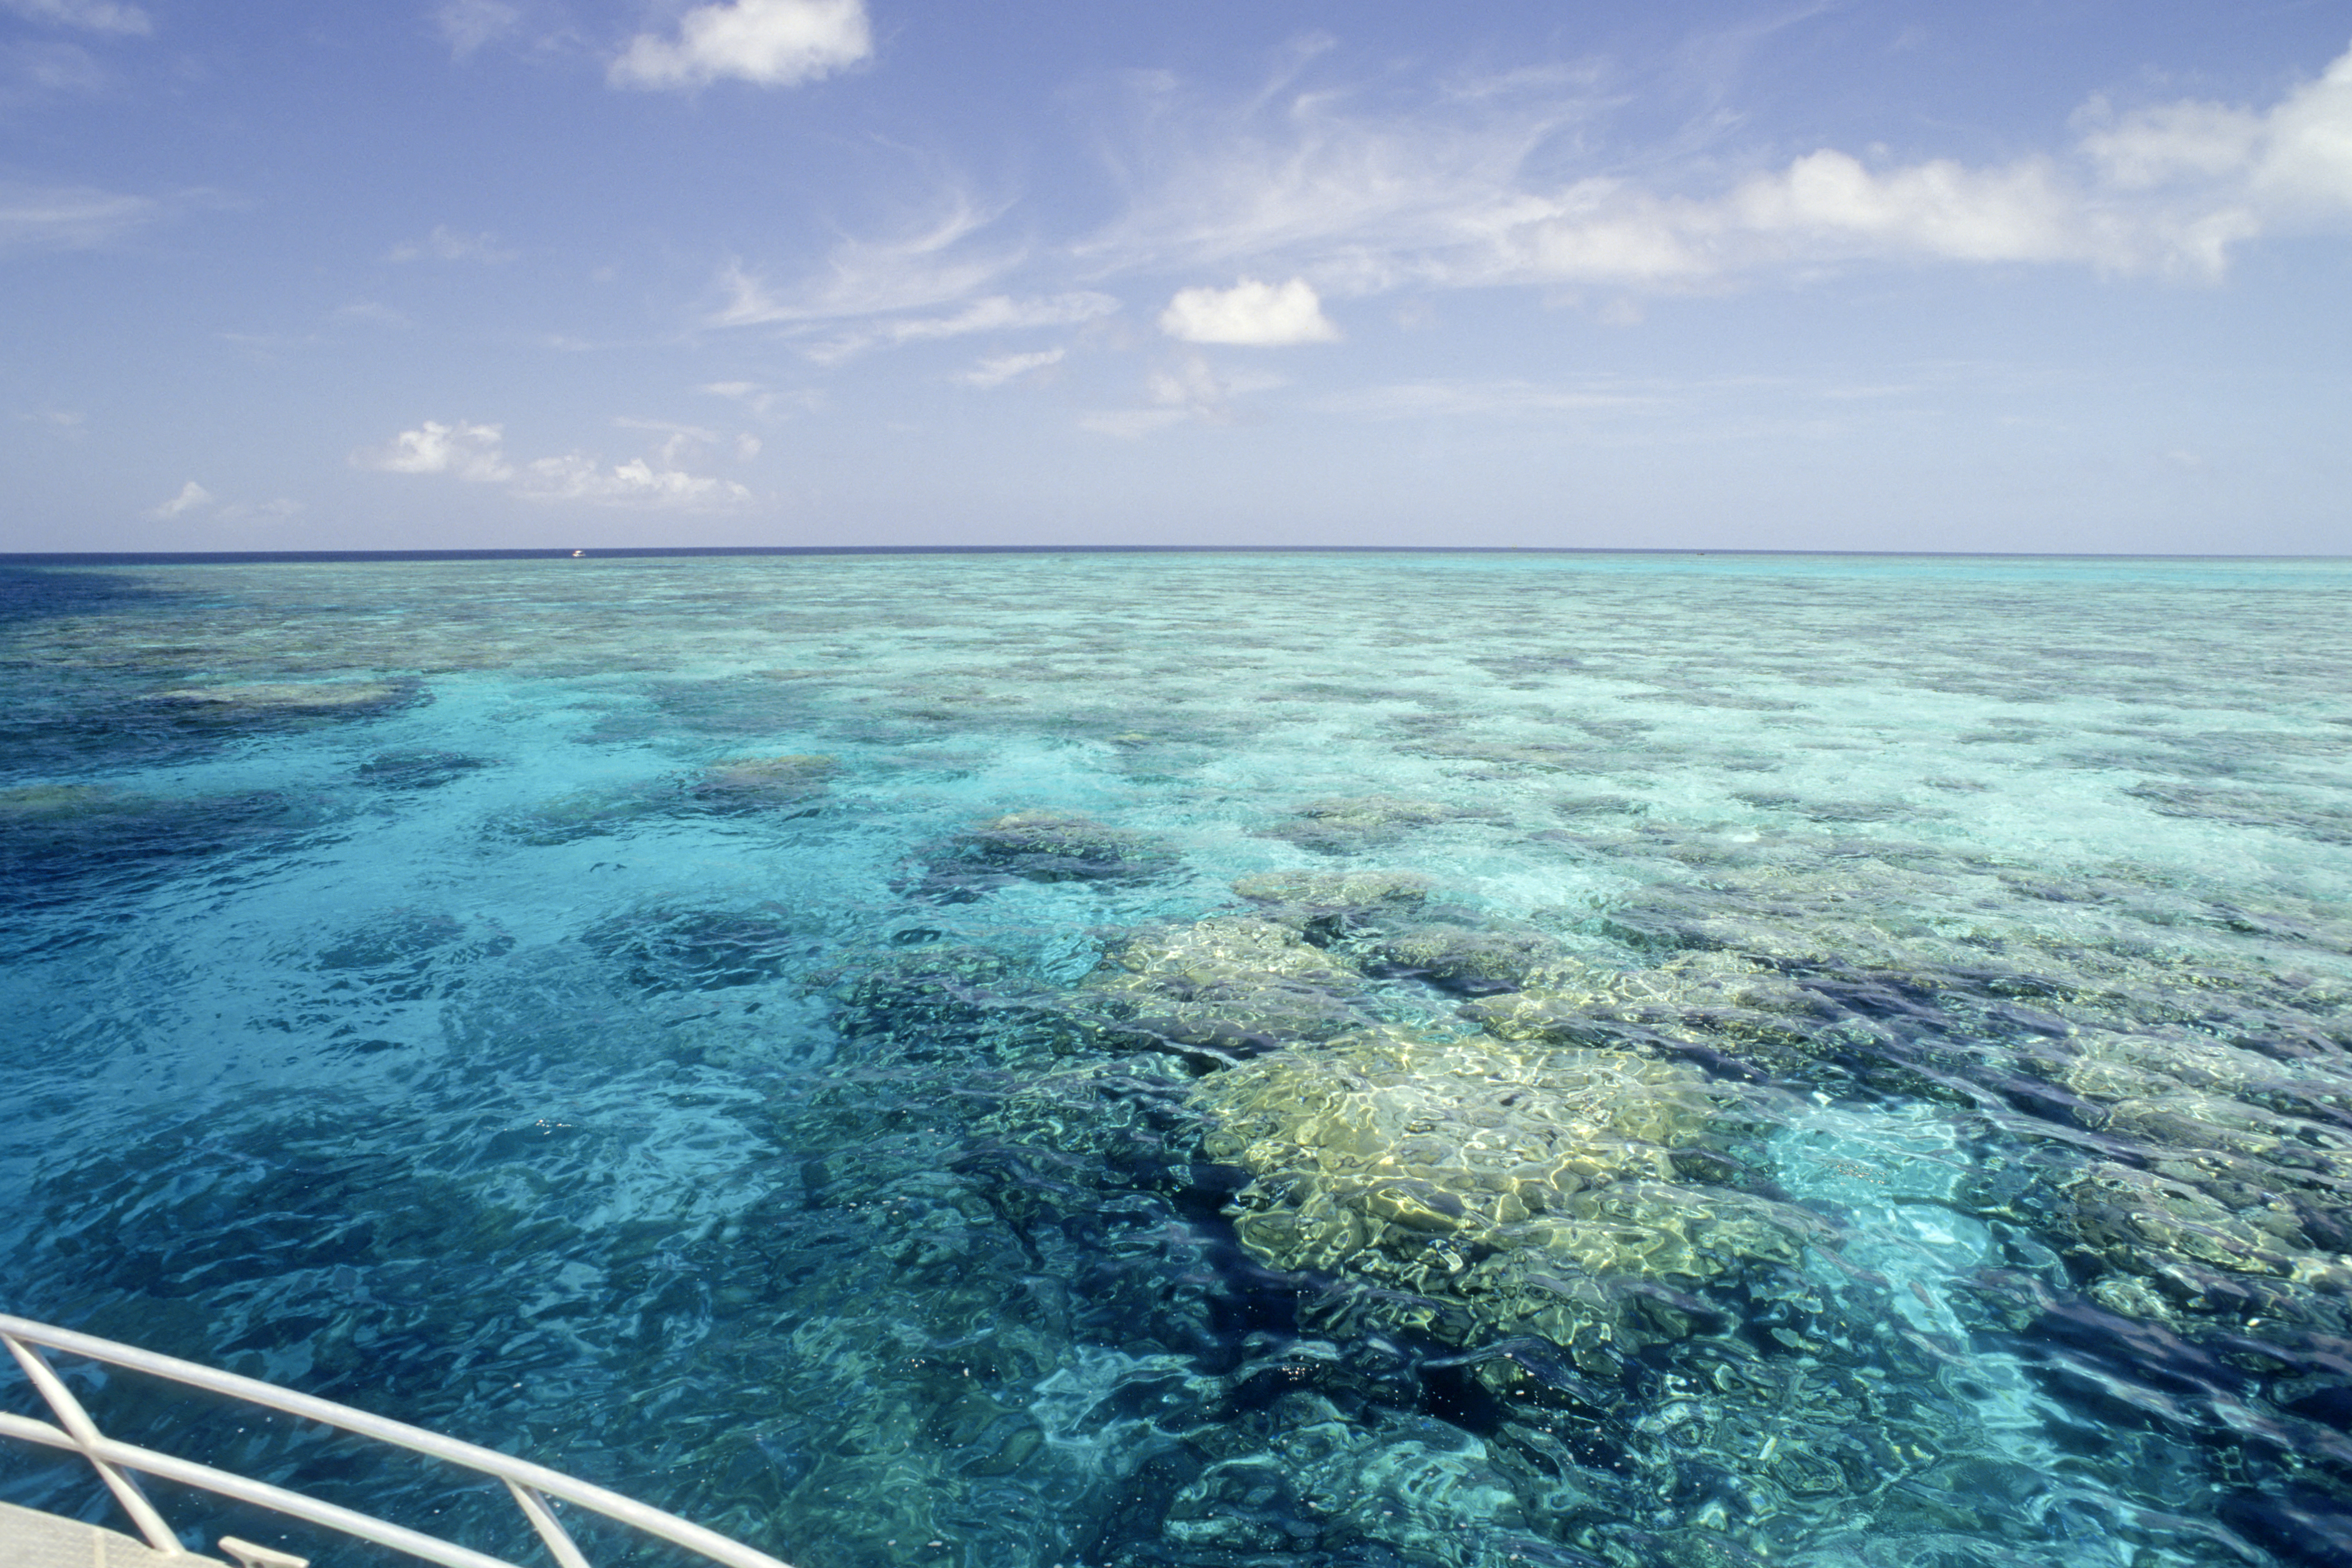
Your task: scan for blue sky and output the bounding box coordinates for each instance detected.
[3,0,2348,553]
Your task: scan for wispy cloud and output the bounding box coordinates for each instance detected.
[957,348,1063,389]
[1,0,150,36]
[700,380,822,419]
[1159,276,1338,344]
[389,225,515,263]
[1080,353,1285,437]
[1309,379,1653,420]
[1081,41,2352,298]
[610,0,870,91]
[1,39,109,101]
[803,291,1119,363]
[334,300,412,326]
[712,197,1020,326]
[514,453,752,507]
[1077,57,1606,292]
[0,180,157,253]
[355,418,754,509]
[433,0,520,58]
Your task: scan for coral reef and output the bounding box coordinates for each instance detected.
[1194,1029,1807,1356]
[908,810,1179,900]
[690,753,839,811]
[1258,795,1478,855]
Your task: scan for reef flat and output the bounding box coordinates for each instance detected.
[3,551,2350,1568]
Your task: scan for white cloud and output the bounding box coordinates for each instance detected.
[711,197,1018,326]
[356,418,754,510]
[2254,48,2352,215]
[1080,353,1285,437]
[612,416,730,468]
[353,420,515,482]
[701,380,823,419]
[389,225,515,263]
[610,0,870,91]
[1084,42,2352,298]
[958,348,1063,389]
[1159,276,1338,344]
[146,480,211,519]
[0,180,156,253]
[706,198,1121,362]
[2,39,109,99]
[1,0,150,36]
[802,291,1118,363]
[515,454,753,508]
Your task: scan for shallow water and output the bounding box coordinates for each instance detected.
[3,551,2351,1568]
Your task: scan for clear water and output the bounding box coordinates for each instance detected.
[3,551,2350,1568]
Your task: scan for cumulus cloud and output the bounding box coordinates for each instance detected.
[0,180,156,253]
[356,418,754,509]
[1159,276,1339,344]
[389,225,515,263]
[2,0,150,36]
[1085,41,2352,298]
[146,480,211,519]
[355,420,515,482]
[958,348,1063,389]
[2079,47,2352,230]
[610,0,870,91]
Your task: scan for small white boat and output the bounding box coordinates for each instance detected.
[0,1315,796,1568]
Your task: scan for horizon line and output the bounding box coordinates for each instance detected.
[6,545,2348,567]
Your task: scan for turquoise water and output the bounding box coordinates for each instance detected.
[3,550,2351,1568]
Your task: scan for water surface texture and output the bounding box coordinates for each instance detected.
[5,552,2352,1568]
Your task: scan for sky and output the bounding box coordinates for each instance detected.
[2,0,2349,554]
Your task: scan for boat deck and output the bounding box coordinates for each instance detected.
[0,1502,224,1568]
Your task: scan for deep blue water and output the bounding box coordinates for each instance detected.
[4,552,2352,1568]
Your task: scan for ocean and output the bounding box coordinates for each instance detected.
[3,549,2350,1568]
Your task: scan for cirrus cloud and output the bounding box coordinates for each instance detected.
[0,180,157,254]
[1086,41,2352,299]
[1,0,150,36]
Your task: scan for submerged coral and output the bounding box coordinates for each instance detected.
[149,679,419,723]
[908,810,1178,900]
[1194,1029,1807,1355]
[1070,915,1376,1061]
[357,749,492,790]
[1259,795,1478,855]
[690,752,839,811]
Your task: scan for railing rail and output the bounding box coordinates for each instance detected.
[0,1314,797,1568]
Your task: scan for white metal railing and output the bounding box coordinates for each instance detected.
[0,1314,798,1568]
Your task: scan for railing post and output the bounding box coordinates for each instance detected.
[3,1331,185,1556]
[503,1480,592,1568]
